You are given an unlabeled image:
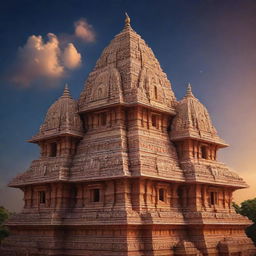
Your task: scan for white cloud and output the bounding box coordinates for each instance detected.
[10,33,82,87]
[74,19,95,42]
[62,43,81,69]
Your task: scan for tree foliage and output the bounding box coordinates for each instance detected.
[233,198,256,245]
[0,206,10,243]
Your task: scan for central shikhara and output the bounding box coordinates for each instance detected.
[2,15,256,256]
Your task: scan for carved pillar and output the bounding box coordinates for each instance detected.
[144,179,148,210]
[146,109,150,129]
[222,189,225,209]
[211,145,214,160]
[57,142,61,156]
[114,179,127,209]
[104,180,114,208]
[93,113,98,128]
[83,184,88,207]
[70,140,74,155]
[183,140,190,160]
[50,184,57,209]
[188,140,194,159]
[192,185,197,209]
[214,146,217,160]
[107,110,111,128]
[172,183,179,208]
[147,180,153,208]
[209,145,212,160]
[67,137,71,156]
[228,190,233,212]
[130,179,138,211]
[193,141,198,159]
[56,183,63,209]
[26,186,32,208]
[198,143,202,159]
[60,138,65,157]
[23,187,28,209]
[140,179,147,209]
[46,143,50,157]
[116,106,122,125]
[46,185,51,208]
[182,187,188,208]
[137,106,143,127]
[154,182,159,209]
[161,114,164,132]
[88,114,92,129]
[202,185,207,209]
[124,179,132,208]
[143,109,147,128]
[76,184,83,208]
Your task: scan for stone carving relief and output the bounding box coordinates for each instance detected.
[89,67,123,103]
[138,67,165,103]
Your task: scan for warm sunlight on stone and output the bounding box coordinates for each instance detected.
[1,13,255,256]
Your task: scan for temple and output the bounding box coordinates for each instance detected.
[1,15,256,256]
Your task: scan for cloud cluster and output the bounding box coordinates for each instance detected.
[9,18,95,87]
[62,43,82,69]
[10,33,81,87]
[74,19,95,42]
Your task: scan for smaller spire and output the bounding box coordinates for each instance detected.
[61,83,72,99]
[185,83,194,98]
[124,12,131,27]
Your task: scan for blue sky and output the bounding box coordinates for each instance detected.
[0,0,256,211]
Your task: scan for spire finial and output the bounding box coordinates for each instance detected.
[125,12,131,27]
[62,83,71,98]
[186,83,194,98]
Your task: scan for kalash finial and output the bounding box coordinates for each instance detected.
[125,12,131,27]
[62,83,71,98]
[185,83,194,98]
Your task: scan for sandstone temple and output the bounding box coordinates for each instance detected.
[1,14,256,256]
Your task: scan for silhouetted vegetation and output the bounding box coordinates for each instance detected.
[233,198,256,245]
[0,206,10,244]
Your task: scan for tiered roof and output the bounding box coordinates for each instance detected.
[29,85,83,143]
[78,14,176,113]
[171,84,227,147]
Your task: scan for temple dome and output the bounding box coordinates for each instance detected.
[29,85,83,142]
[171,84,227,147]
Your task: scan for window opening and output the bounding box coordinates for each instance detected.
[50,142,57,157]
[39,191,46,204]
[92,189,100,202]
[100,112,107,126]
[154,86,158,99]
[152,114,157,127]
[201,146,208,159]
[159,188,165,202]
[210,191,218,205]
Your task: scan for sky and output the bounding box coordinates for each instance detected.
[0,0,255,212]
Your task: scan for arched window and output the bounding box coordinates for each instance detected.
[201,146,208,159]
